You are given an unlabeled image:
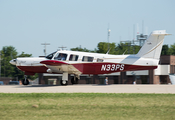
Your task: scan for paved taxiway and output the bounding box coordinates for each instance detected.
[0,84,175,93]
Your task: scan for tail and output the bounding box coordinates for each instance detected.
[136,30,170,60]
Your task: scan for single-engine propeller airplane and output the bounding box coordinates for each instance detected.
[10,30,170,85]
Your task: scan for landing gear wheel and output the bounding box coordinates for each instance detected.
[71,77,79,84]
[60,80,68,86]
[22,79,29,85]
[22,76,29,85]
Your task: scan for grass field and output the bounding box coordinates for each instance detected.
[0,93,175,120]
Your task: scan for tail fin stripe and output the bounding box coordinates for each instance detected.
[143,40,163,57]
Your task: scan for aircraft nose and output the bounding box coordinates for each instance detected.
[10,59,17,65]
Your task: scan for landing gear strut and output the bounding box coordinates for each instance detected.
[60,72,68,86]
[22,75,29,85]
[71,75,79,84]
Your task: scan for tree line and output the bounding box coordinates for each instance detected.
[0,46,37,80]
[71,42,175,56]
[161,44,175,55]
[1,42,175,80]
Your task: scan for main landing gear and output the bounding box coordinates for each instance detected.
[22,75,29,85]
[60,80,68,86]
[60,73,79,85]
[71,76,79,85]
[60,72,68,86]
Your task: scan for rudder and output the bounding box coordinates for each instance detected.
[136,30,170,60]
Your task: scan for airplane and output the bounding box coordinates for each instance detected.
[10,30,170,85]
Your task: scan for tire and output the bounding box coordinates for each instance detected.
[71,77,79,84]
[75,77,78,84]
[22,79,29,85]
[60,80,68,86]
[71,77,74,84]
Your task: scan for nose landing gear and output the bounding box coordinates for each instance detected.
[22,75,29,85]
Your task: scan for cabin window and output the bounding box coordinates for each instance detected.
[54,53,67,61]
[45,51,56,60]
[82,56,94,62]
[69,54,79,61]
[97,58,103,62]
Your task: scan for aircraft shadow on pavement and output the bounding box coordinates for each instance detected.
[15,84,112,88]
[15,85,61,88]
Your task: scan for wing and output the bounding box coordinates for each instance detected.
[40,60,82,75]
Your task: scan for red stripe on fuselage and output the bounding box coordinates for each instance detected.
[17,62,157,75]
[72,63,157,74]
[40,60,67,65]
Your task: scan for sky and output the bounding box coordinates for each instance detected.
[0,0,175,57]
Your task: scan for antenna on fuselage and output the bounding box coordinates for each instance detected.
[106,48,111,54]
[122,49,127,55]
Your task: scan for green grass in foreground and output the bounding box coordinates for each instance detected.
[0,93,175,120]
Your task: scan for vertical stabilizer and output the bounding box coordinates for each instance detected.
[136,30,170,60]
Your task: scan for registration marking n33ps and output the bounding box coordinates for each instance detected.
[101,64,125,71]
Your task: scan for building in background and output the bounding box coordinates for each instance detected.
[137,34,148,46]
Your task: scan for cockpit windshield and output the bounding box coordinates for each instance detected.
[54,53,67,61]
[45,51,56,60]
